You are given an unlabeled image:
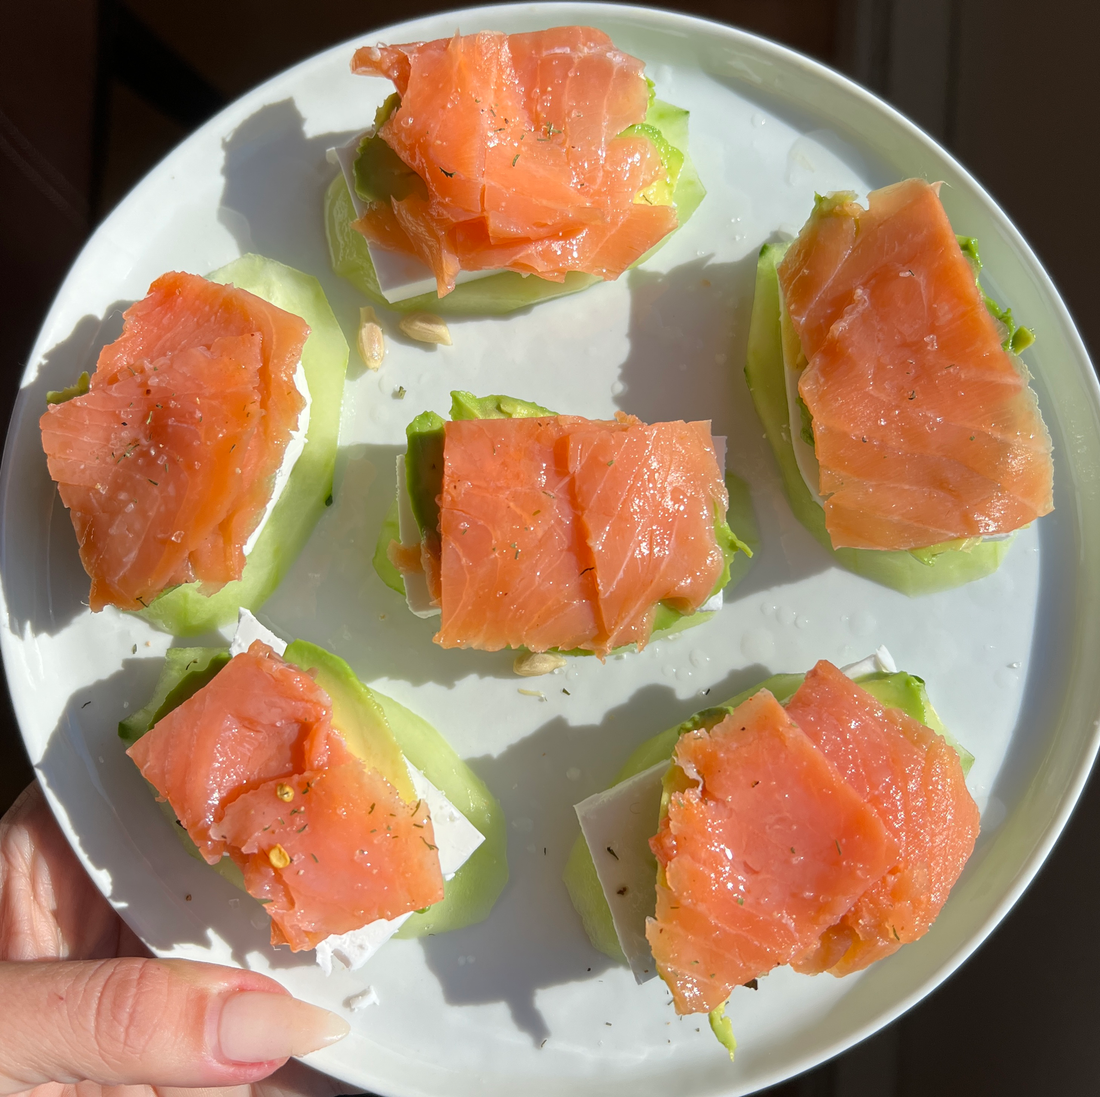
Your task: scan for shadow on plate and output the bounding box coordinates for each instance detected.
[3,303,132,640]
[418,660,770,1044]
[219,99,353,301]
[616,251,837,603]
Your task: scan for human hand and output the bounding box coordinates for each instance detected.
[0,782,352,1097]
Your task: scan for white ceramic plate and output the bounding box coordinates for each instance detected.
[3,5,1099,1095]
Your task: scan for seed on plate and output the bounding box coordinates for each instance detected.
[268,843,291,869]
[275,782,295,802]
[358,306,385,369]
[513,651,567,677]
[399,312,452,346]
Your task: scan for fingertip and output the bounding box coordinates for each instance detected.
[217,992,349,1065]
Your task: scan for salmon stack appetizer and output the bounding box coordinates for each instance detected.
[127,640,444,950]
[377,391,749,658]
[648,662,979,1014]
[123,618,506,955]
[565,655,979,1055]
[746,179,1054,593]
[329,27,702,310]
[40,271,309,614]
[780,179,1053,550]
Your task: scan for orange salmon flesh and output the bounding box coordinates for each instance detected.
[393,413,728,656]
[777,179,1053,551]
[646,661,979,1013]
[39,272,309,611]
[351,27,679,295]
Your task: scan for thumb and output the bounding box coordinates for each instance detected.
[0,957,349,1093]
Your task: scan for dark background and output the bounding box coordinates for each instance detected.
[3,2,1098,1094]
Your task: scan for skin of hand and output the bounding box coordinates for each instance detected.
[0,782,357,1097]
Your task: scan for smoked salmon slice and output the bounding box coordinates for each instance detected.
[213,763,441,950]
[777,179,1053,551]
[350,28,679,295]
[40,272,309,611]
[646,690,893,1014]
[127,640,341,862]
[434,414,729,655]
[127,640,444,949]
[643,662,979,1014]
[784,661,980,975]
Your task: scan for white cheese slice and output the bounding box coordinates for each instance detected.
[574,650,897,981]
[841,646,897,678]
[230,607,286,655]
[242,360,311,557]
[574,761,667,983]
[698,591,724,614]
[326,135,496,303]
[229,610,484,974]
[395,454,440,618]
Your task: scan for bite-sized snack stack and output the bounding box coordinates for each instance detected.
[123,612,507,966]
[746,178,1053,594]
[327,27,705,313]
[374,391,755,657]
[566,653,979,1057]
[39,255,349,634]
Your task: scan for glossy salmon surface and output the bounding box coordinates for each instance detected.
[435,414,727,655]
[785,661,980,975]
[351,28,678,294]
[646,690,893,1013]
[778,179,1053,551]
[40,272,308,610]
[646,662,979,1011]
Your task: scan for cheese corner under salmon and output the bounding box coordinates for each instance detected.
[574,762,667,983]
